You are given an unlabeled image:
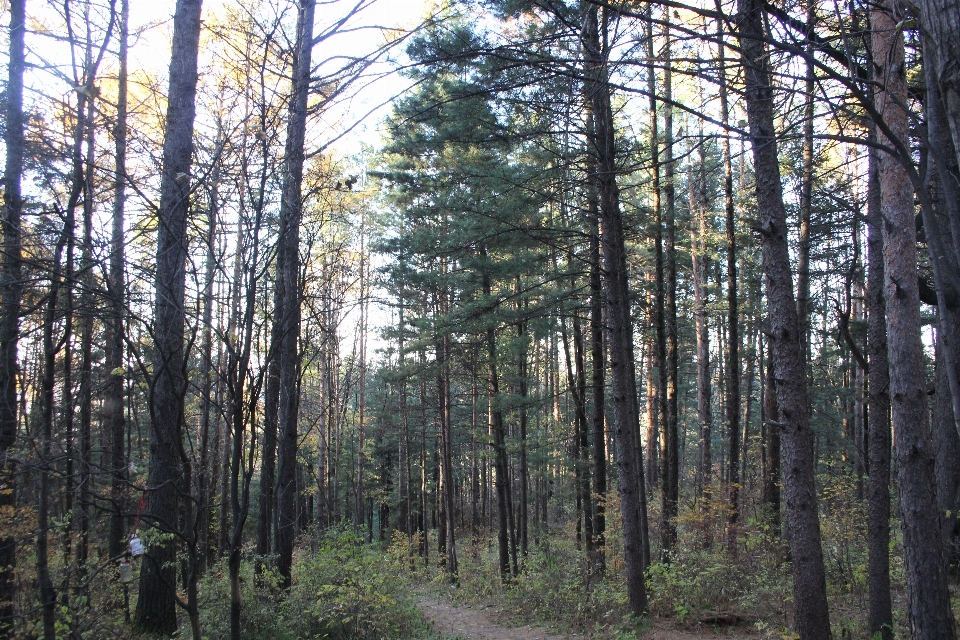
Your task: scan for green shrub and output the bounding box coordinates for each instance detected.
[285,526,426,639]
[448,535,631,635]
[193,558,292,640]
[190,526,430,639]
[645,518,791,623]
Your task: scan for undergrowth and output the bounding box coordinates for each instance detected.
[409,476,917,639]
[190,525,433,639]
[171,471,918,639]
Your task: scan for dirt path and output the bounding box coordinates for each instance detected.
[415,596,762,640]
[415,596,570,639]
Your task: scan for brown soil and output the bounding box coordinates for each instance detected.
[415,596,763,639]
[416,596,569,639]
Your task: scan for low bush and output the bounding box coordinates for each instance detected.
[191,525,430,639]
[285,526,426,639]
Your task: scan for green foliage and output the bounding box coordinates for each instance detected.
[644,537,790,623]
[194,559,293,640]
[192,526,430,639]
[447,535,631,634]
[818,470,869,596]
[286,527,425,639]
[430,519,791,636]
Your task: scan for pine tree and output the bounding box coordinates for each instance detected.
[135,0,204,633]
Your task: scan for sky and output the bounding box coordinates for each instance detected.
[1,0,434,358]
[120,0,434,350]
[126,0,433,154]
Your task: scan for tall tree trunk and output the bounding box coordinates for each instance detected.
[420,382,428,564]
[589,210,606,574]
[660,23,679,560]
[441,331,457,575]
[61,2,113,606]
[398,307,411,538]
[796,0,815,378]
[106,0,129,562]
[135,0,203,633]
[259,294,280,558]
[470,371,480,535]
[61,183,75,589]
[925,55,960,569]
[646,5,664,498]
[924,60,960,276]
[935,339,960,570]
[196,171,218,574]
[227,200,266,640]
[436,435,445,562]
[740,336,755,501]
[736,0,831,634]
[914,0,960,177]
[867,133,893,640]
[921,34,960,455]
[37,235,66,640]
[689,138,712,504]
[582,2,648,615]
[77,78,97,591]
[482,250,512,582]
[356,226,368,532]
[872,2,956,635]
[218,389,231,556]
[517,312,530,561]
[436,286,457,577]
[561,273,589,554]
[761,337,780,521]
[716,7,740,539]
[0,0,25,614]
[275,0,315,590]
[0,2,25,626]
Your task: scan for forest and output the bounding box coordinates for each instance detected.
[1,0,960,637]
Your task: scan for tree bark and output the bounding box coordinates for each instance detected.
[106,0,129,562]
[796,0,815,379]
[37,234,66,640]
[736,0,831,634]
[517,311,530,561]
[77,73,97,591]
[437,288,457,577]
[716,10,739,539]
[196,170,218,574]
[935,337,960,557]
[921,33,960,447]
[582,2,648,616]
[689,138,712,504]
[660,23,679,560]
[914,0,960,176]
[135,0,203,633]
[646,5,664,498]
[589,211,606,573]
[865,138,893,640]
[258,289,280,558]
[356,227,368,533]
[0,0,26,628]
[274,0,315,590]
[872,1,957,636]
[482,251,512,582]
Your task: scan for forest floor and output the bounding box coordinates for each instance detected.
[416,595,568,639]
[415,594,762,639]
